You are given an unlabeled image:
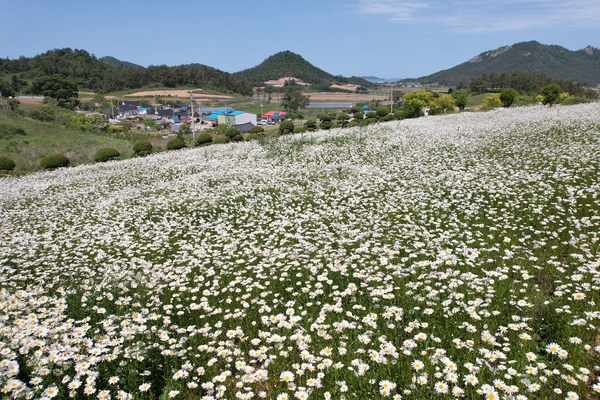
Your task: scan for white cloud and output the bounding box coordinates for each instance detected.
[356,0,600,33]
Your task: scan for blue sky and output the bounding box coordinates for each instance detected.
[2,0,599,79]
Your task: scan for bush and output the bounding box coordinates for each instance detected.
[353,112,364,120]
[365,111,377,119]
[562,97,591,106]
[294,126,307,133]
[244,134,260,141]
[231,134,244,142]
[40,153,70,170]
[224,127,240,138]
[379,114,395,122]
[133,140,153,156]
[304,119,317,131]
[250,126,264,134]
[376,106,390,118]
[167,137,185,150]
[0,155,16,171]
[107,125,124,134]
[279,120,295,134]
[319,120,332,130]
[94,148,121,163]
[195,133,213,146]
[212,135,228,144]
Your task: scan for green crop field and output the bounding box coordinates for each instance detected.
[1,103,599,399]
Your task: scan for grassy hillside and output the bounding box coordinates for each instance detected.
[0,115,134,173]
[419,41,600,86]
[1,103,599,399]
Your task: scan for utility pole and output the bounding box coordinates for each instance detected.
[190,91,196,143]
[390,83,394,114]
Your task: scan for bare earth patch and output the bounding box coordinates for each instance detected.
[263,77,311,87]
[108,89,234,99]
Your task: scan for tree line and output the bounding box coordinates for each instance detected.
[468,71,597,98]
[0,48,254,96]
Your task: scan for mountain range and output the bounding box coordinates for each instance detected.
[1,41,599,96]
[416,41,600,86]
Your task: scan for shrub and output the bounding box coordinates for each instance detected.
[224,127,239,138]
[319,120,332,130]
[107,125,124,134]
[212,135,228,144]
[353,112,364,120]
[279,120,295,134]
[304,119,317,131]
[244,134,260,141]
[94,148,121,163]
[231,134,244,142]
[133,140,153,156]
[195,133,213,146]
[294,126,307,133]
[250,126,264,134]
[380,114,395,122]
[167,138,185,150]
[376,107,390,118]
[40,153,70,170]
[0,155,16,171]
[365,111,377,119]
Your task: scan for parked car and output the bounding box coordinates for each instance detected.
[260,119,268,125]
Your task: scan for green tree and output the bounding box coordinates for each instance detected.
[0,80,16,98]
[500,88,519,108]
[376,107,390,119]
[304,119,317,131]
[337,113,350,127]
[8,99,20,112]
[482,93,502,109]
[280,85,310,114]
[452,91,468,111]
[541,84,561,106]
[429,95,455,115]
[31,75,79,109]
[279,120,295,134]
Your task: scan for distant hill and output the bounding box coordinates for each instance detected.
[0,48,253,95]
[234,50,372,88]
[99,56,143,70]
[418,41,600,86]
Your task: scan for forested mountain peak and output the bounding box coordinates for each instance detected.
[417,41,600,86]
[234,50,371,88]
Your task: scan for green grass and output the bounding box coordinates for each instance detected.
[0,115,134,173]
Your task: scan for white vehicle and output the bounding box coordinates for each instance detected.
[260,119,268,125]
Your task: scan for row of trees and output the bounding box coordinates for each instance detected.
[469,71,597,98]
[0,48,254,95]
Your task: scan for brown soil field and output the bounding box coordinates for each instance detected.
[15,96,44,104]
[108,89,235,99]
[263,77,311,87]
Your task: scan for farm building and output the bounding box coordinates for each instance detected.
[204,110,258,132]
[262,111,288,123]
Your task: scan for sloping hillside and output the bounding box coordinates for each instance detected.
[418,41,600,86]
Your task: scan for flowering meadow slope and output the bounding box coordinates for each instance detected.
[1,104,600,399]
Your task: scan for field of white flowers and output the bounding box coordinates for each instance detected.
[1,103,600,400]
